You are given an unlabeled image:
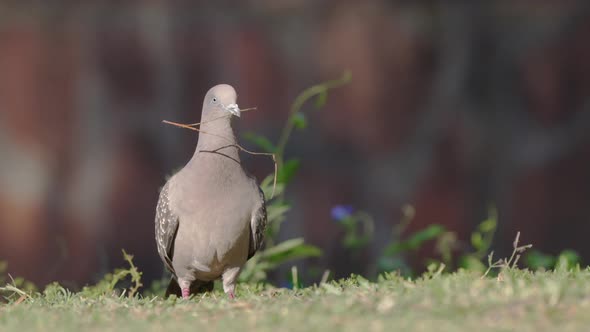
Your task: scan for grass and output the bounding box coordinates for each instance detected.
[2,267,590,332]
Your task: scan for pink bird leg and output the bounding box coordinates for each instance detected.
[182,288,190,299]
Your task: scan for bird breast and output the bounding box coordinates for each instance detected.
[167,168,254,279]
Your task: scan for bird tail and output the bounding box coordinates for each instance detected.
[164,278,214,298]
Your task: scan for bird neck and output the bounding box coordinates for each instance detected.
[194,119,240,162]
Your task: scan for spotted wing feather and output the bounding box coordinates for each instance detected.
[248,186,268,259]
[155,182,179,275]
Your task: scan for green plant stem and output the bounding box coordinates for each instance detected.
[275,71,351,165]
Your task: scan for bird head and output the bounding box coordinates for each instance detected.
[203,84,241,119]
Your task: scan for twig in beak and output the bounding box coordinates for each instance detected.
[162,120,199,131]
[162,109,277,199]
[185,107,257,127]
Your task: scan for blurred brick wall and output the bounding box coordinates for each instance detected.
[0,2,589,286]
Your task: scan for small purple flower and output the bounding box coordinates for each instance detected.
[331,205,354,222]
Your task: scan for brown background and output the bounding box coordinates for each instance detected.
[1,1,590,287]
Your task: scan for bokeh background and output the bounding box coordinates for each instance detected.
[1,1,590,288]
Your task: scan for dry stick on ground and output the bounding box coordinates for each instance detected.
[482,231,533,279]
[162,108,278,199]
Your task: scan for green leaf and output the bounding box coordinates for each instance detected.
[383,224,445,256]
[242,132,276,153]
[260,175,285,198]
[556,250,580,271]
[343,235,370,250]
[277,159,300,184]
[405,224,445,248]
[261,238,322,267]
[262,238,306,257]
[458,255,486,272]
[382,242,404,256]
[239,257,272,283]
[478,218,497,233]
[292,112,307,130]
[268,243,321,264]
[471,232,483,250]
[266,203,290,224]
[524,250,556,270]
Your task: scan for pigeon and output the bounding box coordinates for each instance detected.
[155,84,267,299]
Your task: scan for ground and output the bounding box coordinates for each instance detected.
[1,268,589,332]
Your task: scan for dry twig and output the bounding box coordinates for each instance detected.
[482,231,532,279]
[162,107,278,199]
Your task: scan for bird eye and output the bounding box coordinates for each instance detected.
[211,97,218,104]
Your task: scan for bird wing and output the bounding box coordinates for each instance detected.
[248,186,268,260]
[155,181,179,275]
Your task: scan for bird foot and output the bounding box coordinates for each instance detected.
[182,288,190,299]
[228,291,235,300]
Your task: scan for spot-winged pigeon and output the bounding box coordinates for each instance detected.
[155,84,267,299]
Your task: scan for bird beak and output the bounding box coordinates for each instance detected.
[224,103,241,118]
